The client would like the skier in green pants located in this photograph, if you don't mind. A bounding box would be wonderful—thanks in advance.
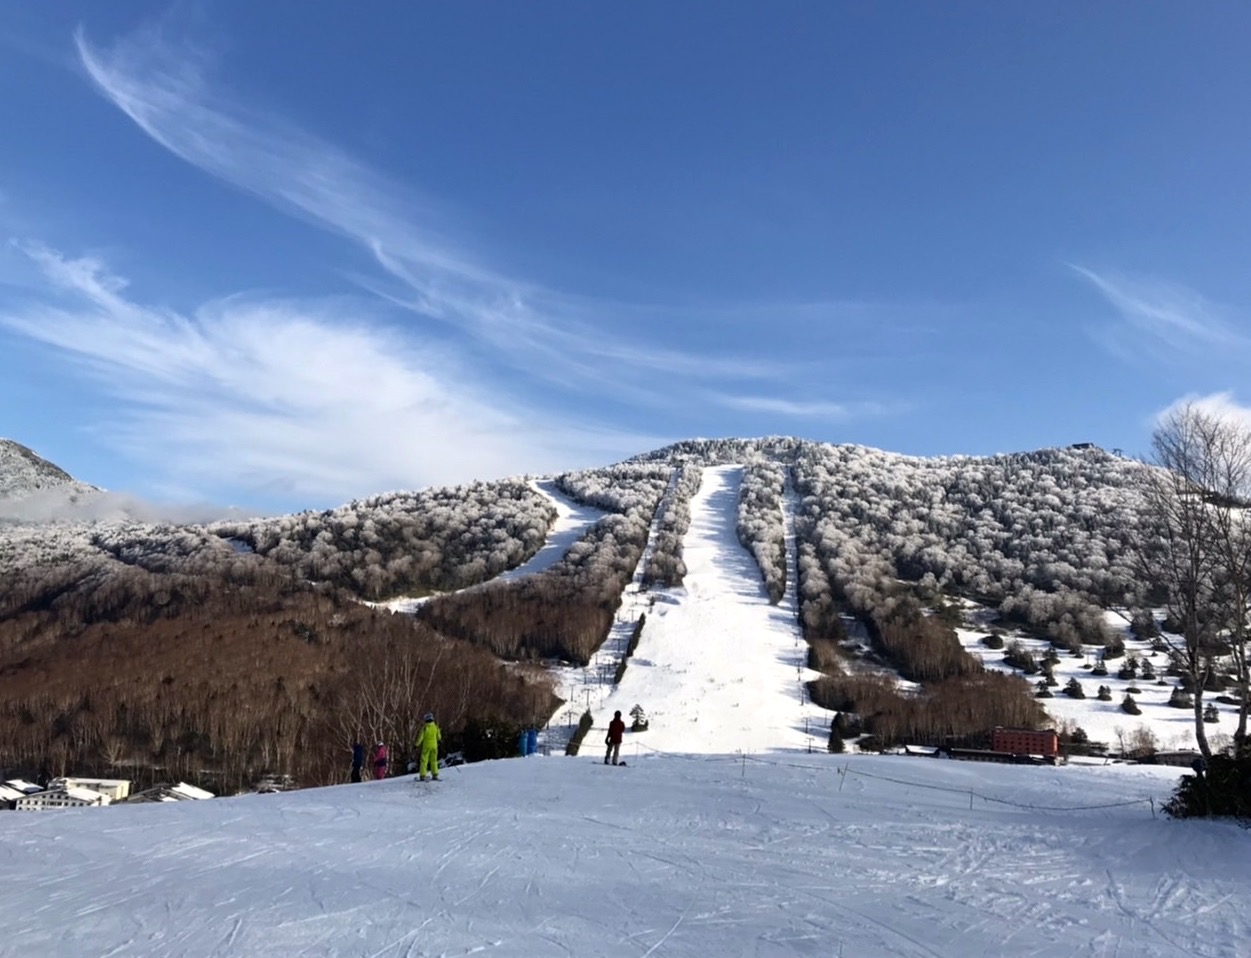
[416,713,441,781]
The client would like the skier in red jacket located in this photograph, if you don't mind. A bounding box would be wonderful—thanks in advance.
[604,711,626,766]
[371,741,388,780]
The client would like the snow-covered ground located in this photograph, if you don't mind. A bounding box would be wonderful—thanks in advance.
[599,465,832,755]
[957,607,1238,754]
[3,753,1245,957]
[377,480,607,614]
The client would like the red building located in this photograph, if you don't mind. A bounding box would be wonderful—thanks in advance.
[990,727,1059,758]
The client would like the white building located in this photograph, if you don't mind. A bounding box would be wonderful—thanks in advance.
[125,782,215,803]
[49,777,131,802]
[0,780,43,809]
[15,787,110,811]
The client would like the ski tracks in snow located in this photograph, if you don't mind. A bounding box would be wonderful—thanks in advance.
[602,464,832,756]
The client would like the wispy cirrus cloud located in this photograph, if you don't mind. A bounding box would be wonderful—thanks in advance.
[0,19,909,507]
[709,393,898,420]
[70,22,897,406]
[3,242,651,505]
[1073,265,1249,362]
[71,23,814,394]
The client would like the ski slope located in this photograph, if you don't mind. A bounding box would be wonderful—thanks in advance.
[602,465,832,755]
[2,753,1245,957]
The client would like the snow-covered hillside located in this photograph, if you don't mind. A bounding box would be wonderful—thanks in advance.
[1,753,1242,957]
[0,439,76,499]
[378,479,607,613]
[958,605,1237,755]
[0,438,101,519]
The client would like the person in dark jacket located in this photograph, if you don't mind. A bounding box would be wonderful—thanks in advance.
[605,711,626,765]
[350,741,365,783]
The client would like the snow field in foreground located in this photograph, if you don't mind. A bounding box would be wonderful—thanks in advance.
[1,754,1244,958]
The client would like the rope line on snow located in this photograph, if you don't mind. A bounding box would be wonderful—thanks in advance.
[626,750,1156,814]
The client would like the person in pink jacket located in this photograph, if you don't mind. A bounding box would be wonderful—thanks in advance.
[370,741,388,780]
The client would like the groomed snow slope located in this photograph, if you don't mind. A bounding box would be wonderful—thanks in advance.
[2,754,1245,957]
[603,465,832,754]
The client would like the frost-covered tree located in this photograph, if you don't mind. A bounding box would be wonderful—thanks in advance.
[643,465,702,588]
[736,460,788,604]
[214,479,557,601]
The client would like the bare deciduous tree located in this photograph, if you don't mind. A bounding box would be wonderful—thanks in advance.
[1138,403,1251,759]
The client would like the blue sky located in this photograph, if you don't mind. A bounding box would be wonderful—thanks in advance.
[2,3,1250,511]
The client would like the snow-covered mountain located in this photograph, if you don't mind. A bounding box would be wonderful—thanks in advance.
[0,437,114,522]
[0,438,95,501]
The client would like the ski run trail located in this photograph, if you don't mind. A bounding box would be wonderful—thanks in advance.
[595,464,832,756]
[4,465,1251,957]
[377,480,607,615]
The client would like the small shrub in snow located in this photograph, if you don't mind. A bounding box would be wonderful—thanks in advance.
[1003,640,1039,674]
[1064,678,1086,699]
[1204,704,1220,724]
[1169,687,1194,709]
[1130,609,1159,640]
[1204,672,1230,693]
[828,723,846,753]
[1165,753,1251,821]
[630,703,649,732]
[981,633,1005,650]
[1121,694,1141,715]
[1097,685,1112,702]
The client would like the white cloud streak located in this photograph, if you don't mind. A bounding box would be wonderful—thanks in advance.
[1073,265,1249,360]
[72,24,802,395]
[0,21,905,505]
[709,393,895,420]
[4,243,648,503]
